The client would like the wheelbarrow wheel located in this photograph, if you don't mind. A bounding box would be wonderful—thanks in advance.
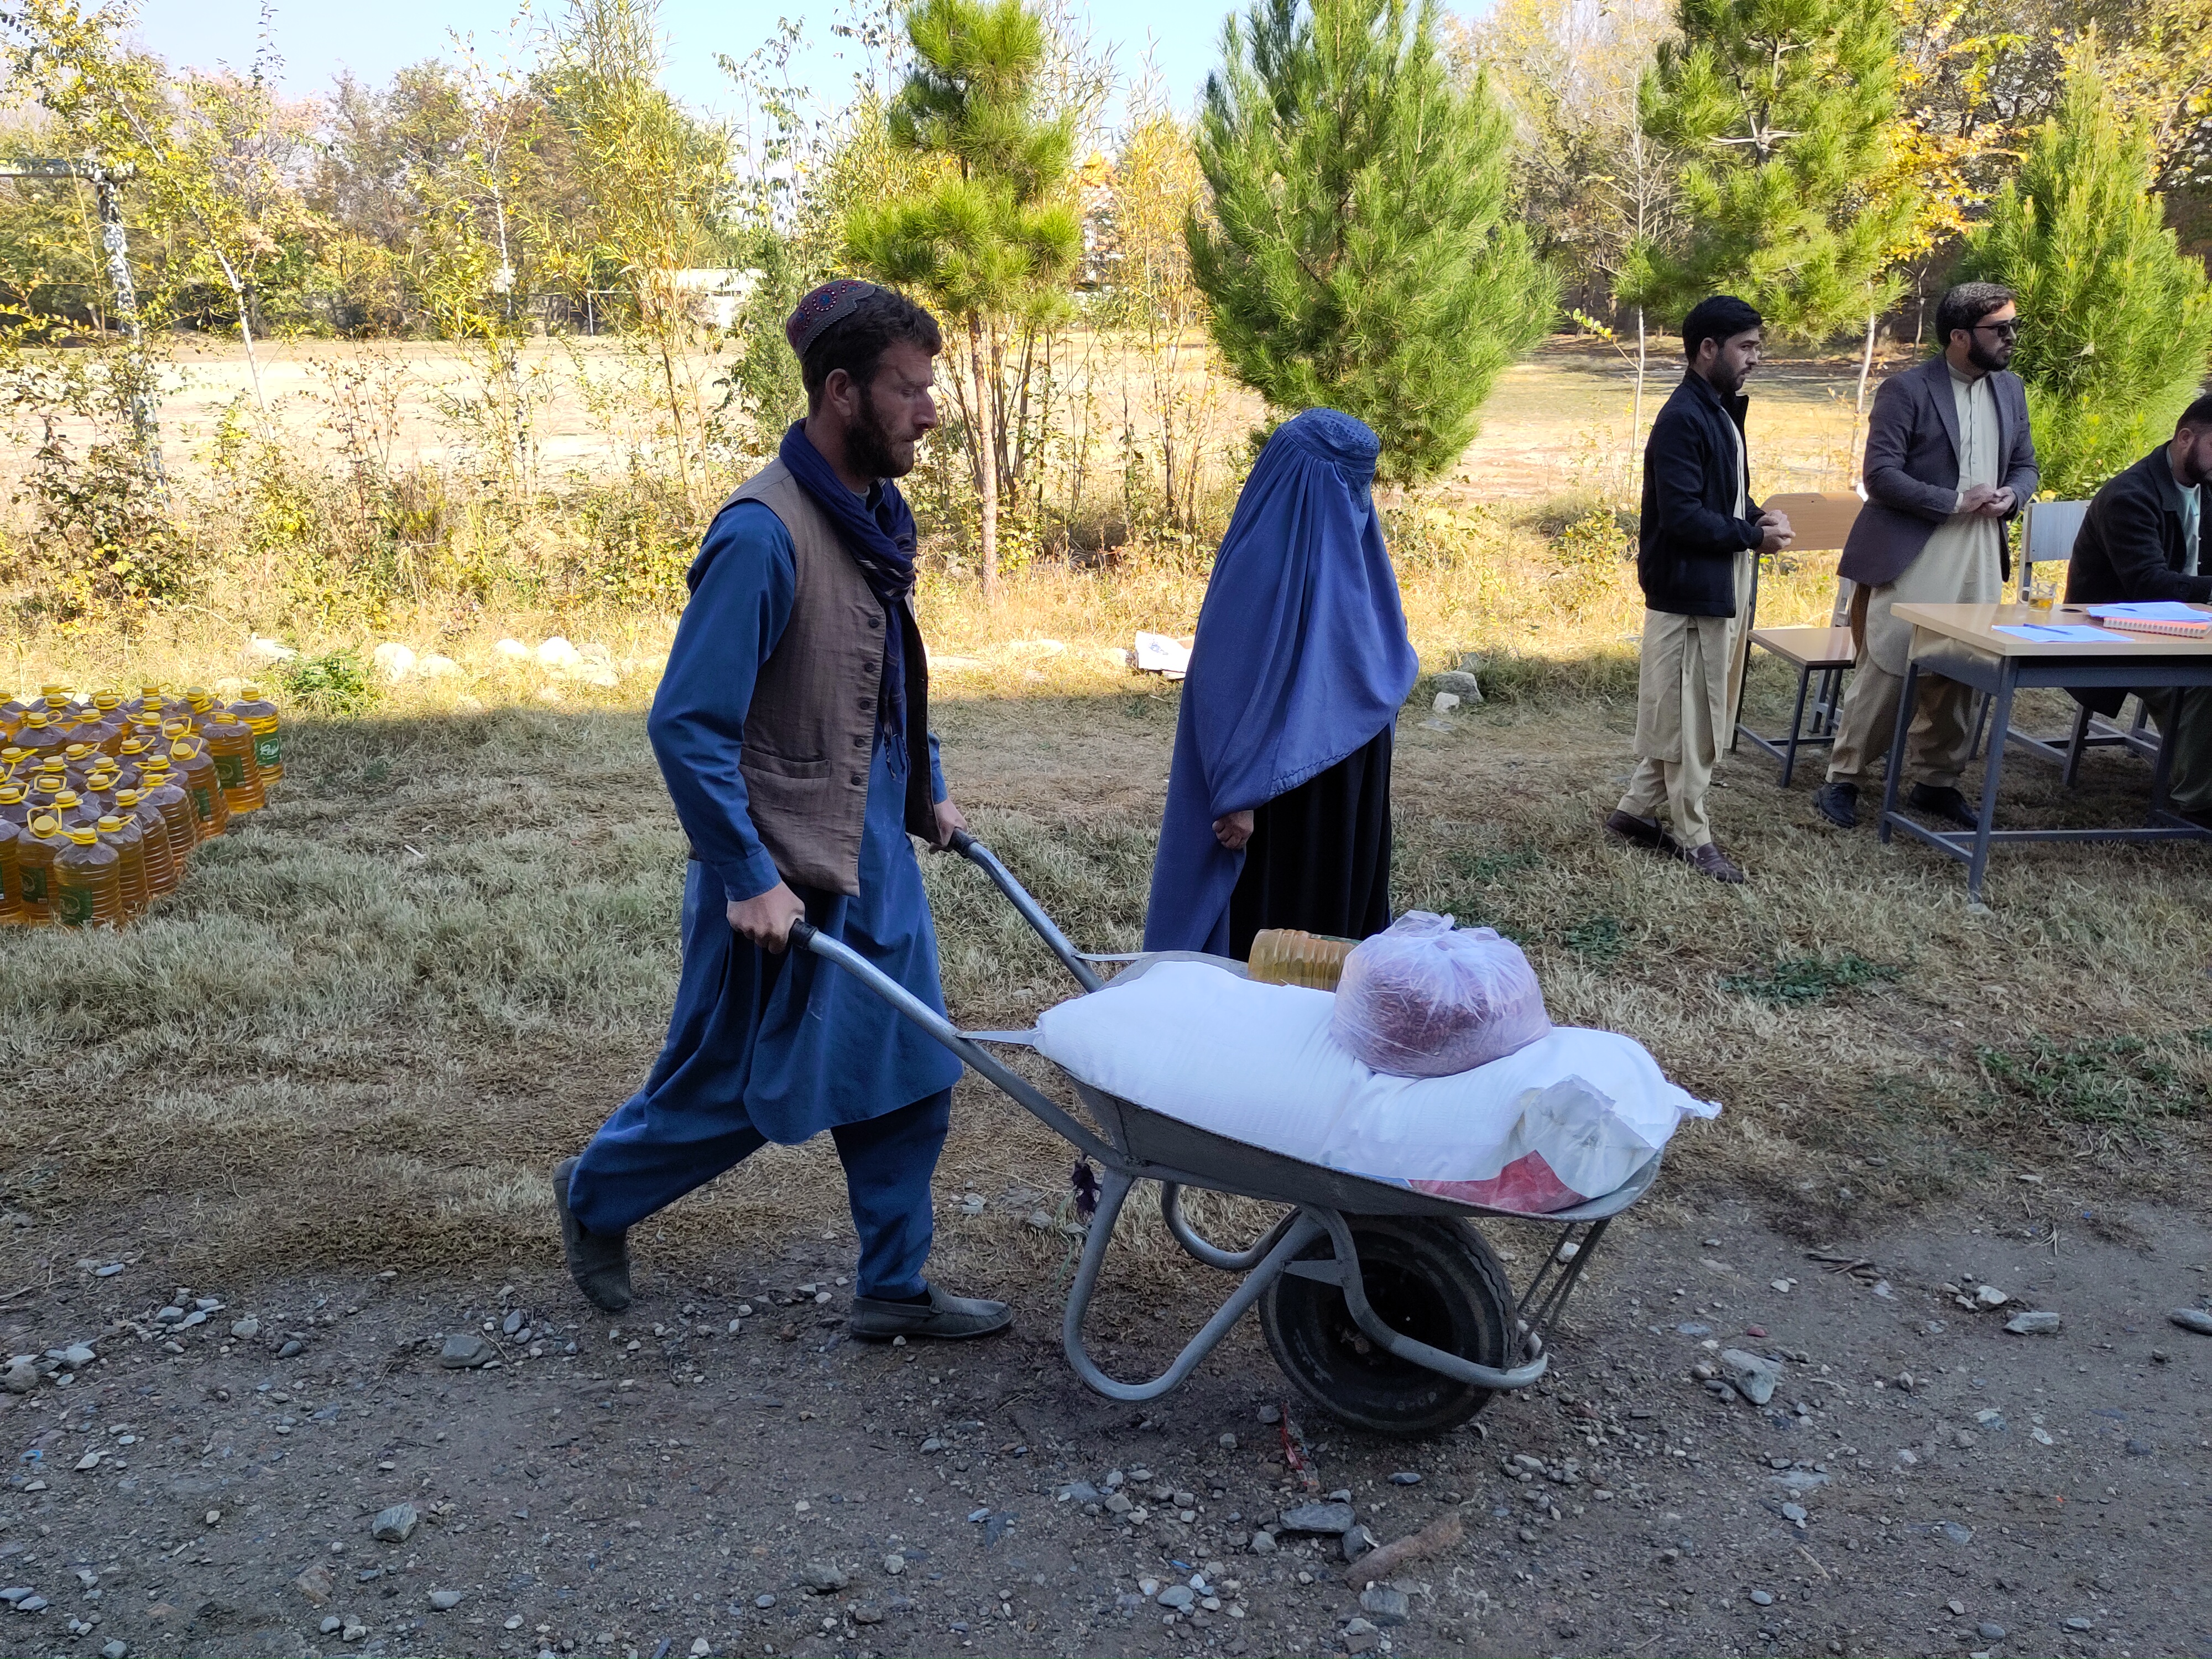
[1258,1215,1518,1439]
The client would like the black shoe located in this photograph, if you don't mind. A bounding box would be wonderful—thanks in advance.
[1907,782,1981,830]
[1682,841,1746,883]
[1811,781,1858,828]
[847,1282,1012,1342]
[553,1155,632,1313]
[1604,808,1682,857]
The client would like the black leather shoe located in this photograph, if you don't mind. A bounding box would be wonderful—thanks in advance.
[553,1156,632,1312]
[848,1282,1012,1342]
[1811,781,1858,828]
[1907,782,1981,830]
[1682,841,1746,883]
[1604,808,1682,857]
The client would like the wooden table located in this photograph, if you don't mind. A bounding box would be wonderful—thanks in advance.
[1882,602,2212,901]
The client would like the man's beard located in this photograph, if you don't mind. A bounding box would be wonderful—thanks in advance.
[847,393,912,481]
[1968,333,2012,373]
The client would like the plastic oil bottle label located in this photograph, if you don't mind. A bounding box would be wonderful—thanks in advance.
[213,752,245,787]
[254,735,281,767]
[19,865,46,901]
[55,884,92,925]
[191,784,214,820]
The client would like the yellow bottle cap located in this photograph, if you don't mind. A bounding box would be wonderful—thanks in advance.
[20,713,45,728]
[67,826,96,845]
[29,813,56,837]
[0,784,22,802]
[52,791,80,809]
[64,743,94,760]
[115,789,140,806]
[170,740,200,760]
[93,692,121,710]
[97,815,124,832]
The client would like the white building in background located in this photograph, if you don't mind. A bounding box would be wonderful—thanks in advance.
[668,268,762,331]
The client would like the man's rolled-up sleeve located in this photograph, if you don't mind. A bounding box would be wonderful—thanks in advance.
[646,503,797,902]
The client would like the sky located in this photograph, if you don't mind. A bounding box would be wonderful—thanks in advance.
[125,0,1256,133]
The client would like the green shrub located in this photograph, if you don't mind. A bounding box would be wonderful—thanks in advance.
[275,648,379,716]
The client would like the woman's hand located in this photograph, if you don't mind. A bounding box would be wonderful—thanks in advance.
[1213,809,1255,851]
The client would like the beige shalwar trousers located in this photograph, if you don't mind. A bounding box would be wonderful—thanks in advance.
[1618,554,1752,851]
[1826,585,1981,792]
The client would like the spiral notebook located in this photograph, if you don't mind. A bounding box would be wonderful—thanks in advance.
[2085,601,2212,638]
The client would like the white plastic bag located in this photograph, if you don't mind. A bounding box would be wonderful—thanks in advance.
[1034,960,1718,1213]
[1331,912,1550,1077]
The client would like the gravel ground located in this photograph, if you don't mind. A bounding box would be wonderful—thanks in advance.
[3,1193,2207,1659]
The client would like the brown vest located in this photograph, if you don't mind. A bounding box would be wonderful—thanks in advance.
[717,460,933,897]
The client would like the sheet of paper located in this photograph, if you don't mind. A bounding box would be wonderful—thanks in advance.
[1995,623,2136,643]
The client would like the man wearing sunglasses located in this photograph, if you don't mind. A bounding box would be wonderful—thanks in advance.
[1814,282,2039,830]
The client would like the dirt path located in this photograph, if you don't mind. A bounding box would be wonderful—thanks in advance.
[5,1192,2206,1659]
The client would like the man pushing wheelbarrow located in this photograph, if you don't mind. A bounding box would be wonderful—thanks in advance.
[552,279,1010,1344]
[554,280,1715,1436]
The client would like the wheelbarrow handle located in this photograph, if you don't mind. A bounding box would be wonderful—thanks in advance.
[944,832,1105,993]
[789,917,1119,1168]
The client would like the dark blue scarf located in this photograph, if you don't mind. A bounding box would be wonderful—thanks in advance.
[778,421,923,745]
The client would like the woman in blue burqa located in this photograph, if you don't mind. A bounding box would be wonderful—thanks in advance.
[1143,409,1420,957]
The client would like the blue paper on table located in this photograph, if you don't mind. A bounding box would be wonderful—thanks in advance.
[1995,623,2136,643]
[2086,601,2207,622]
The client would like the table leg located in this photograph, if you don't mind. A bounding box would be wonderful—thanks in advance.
[2148,702,2177,817]
[1878,660,1919,846]
[1966,661,2016,903]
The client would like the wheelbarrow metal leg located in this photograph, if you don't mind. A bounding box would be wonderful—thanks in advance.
[1061,1171,1326,1404]
[1160,1182,1297,1272]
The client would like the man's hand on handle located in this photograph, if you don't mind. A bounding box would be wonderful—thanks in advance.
[931,797,968,849]
[728,881,806,953]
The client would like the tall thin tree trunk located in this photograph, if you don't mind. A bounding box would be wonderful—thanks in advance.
[969,315,999,605]
[1633,304,1647,451]
[1855,308,1877,415]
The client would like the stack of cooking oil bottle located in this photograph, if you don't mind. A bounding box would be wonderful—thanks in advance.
[0,682,284,930]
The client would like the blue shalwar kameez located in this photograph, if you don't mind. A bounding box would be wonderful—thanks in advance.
[567,501,963,1300]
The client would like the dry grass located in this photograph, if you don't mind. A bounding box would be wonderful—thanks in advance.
[3,575,2209,1295]
[1,341,2201,1290]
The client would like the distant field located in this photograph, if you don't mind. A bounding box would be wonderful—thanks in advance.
[0,332,1888,504]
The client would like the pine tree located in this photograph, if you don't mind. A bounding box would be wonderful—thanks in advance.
[1186,0,1556,485]
[842,0,1081,603]
[1958,43,2212,499]
[1625,0,1916,343]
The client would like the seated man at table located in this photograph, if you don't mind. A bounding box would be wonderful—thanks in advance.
[2066,391,2212,823]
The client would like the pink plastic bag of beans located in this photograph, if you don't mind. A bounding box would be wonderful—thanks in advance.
[1330,912,1551,1077]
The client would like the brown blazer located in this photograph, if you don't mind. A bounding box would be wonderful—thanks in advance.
[1837,354,2039,588]
[721,461,935,896]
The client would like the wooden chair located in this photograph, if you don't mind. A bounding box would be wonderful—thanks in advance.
[1986,499,2158,781]
[1730,492,1862,785]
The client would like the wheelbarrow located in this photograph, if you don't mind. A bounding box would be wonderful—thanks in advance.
[792,832,1656,1439]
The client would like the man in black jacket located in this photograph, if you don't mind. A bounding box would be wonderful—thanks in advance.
[1607,295,1792,883]
[2065,391,2212,822]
